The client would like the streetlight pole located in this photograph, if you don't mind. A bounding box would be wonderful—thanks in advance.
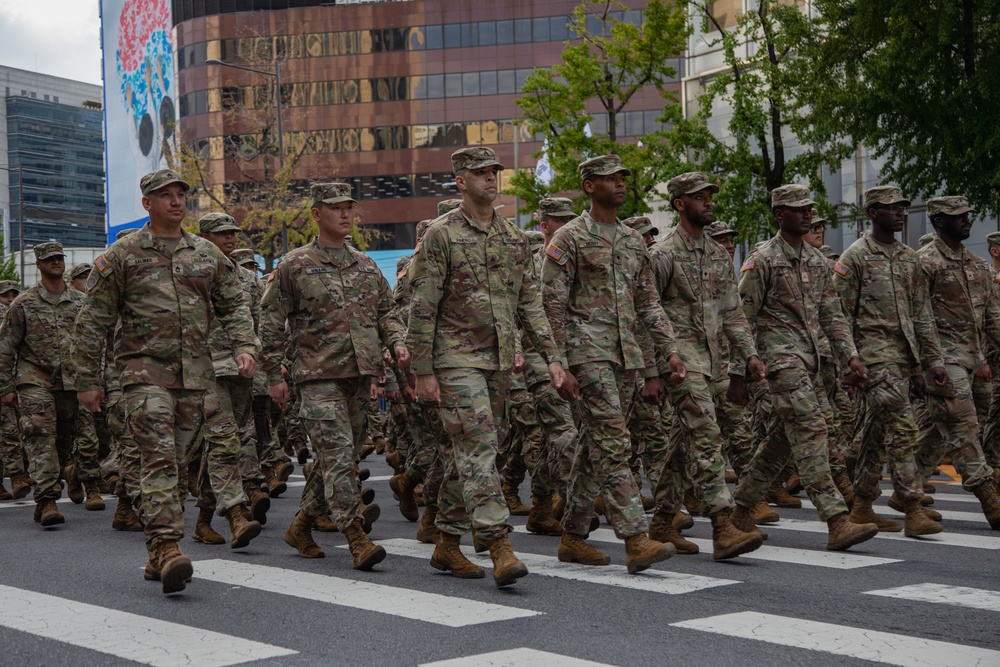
[207,58,288,256]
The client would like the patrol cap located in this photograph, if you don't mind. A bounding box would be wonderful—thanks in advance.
[666,171,719,200]
[0,280,20,295]
[864,186,910,209]
[396,255,410,272]
[116,228,138,241]
[538,197,576,219]
[525,230,545,247]
[230,248,257,266]
[919,232,936,247]
[311,182,357,206]
[819,244,839,259]
[33,241,65,261]
[770,184,815,209]
[706,221,738,238]
[70,263,93,280]
[438,199,463,216]
[579,154,630,181]
[451,147,504,173]
[140,169,190,196]
[624,216,657,237]
[987,232,1000,249]
[199,212,241,234]
[927,195,974,218]
[811,217,827,226]
[415,219,433,241]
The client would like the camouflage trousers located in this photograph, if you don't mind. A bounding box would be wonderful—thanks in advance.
[915,364,994,491]
[819,359,850,478]
[734,365,848,521]
[433,367,511,540]
[251,395,282,470]
[274,378,308,455]
[405,401,444,505]
[529,380,578,499]
[653,372,735,517]
[194,378,252,515]
[973,369,992,427]
[634,393,670,502]
[107,389,140,503]
[223,377,263,487]
[853,363,923,502]
[0,402,25,480]
[384,400,411,461]
[727,379,770,479]
[298,377,370,531]
[367,397,384,442]
[500,387,552,496]
[563,361,647,539]
[73,407,102,481]
[18,386,78,502]
[123,385,206,550]
[981,371,1000,471]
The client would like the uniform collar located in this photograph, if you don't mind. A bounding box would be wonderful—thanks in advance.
[930,234,966,261]
[136,222,195,253]
[311,238,359,267]
[37,284,76,306]
[862,232,901,256]
[459,205,504,234]
[674,223,706,252]
[581,210,622,241]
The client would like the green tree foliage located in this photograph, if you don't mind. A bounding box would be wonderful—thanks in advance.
[510,0,690,219]
[0,230,19,282]
[803,0,1000,214]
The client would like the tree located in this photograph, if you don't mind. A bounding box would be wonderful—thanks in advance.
[509,0,691,219]
[669,1,853,242]
[803,0,1000,215]
[0,229,18,282]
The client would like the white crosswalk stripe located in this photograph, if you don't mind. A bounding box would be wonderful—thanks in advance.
[799,498,989,524]
[420,647,619,666]
[671,611,1000,666]
[368,538,740,594]
[0,584,297,667]
[193,559,540,627]
[865,583,1000,612]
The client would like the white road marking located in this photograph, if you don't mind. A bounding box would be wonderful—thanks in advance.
[799,498,988,524]
[421,647,618,667]
[865,583,1000,612]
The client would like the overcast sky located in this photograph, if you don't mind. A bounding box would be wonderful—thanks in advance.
[0,0,103,85]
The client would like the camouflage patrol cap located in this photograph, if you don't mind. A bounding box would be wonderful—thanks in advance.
[0,280,19,295]
[538,197,576,218]
[415,219,433,241]
[666,171,719,200]
[811,217,827,226]
[624,216,657,237]
[706,221,738,238]
[819,244,839,259]
[311,182,357,206]
[140,169,190,196]
[438,199,463,216]
[927,195,974,218]
[70,263,93,280]
[579,154,630,181]
[116,228,138,241]
[396,255,410,272]
[987,232,1000,249]
[525,229,545,244]
[451,146,504,173]
[864,186,910,209]
[770,184,815,209]
[919,232,936,247]
[33,241,64,261]
[199,212,241,234]
[230,248,257,265]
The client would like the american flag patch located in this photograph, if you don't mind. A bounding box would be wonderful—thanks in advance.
[413,240,422,255]
[740,258,754,272]
[94,254,109,271]
[546,244,565,261]
[397,267,408,280]
[833,262,849,276]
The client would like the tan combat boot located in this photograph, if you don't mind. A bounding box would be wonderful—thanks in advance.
[765,480,802,508]
[295,443,310,465]
[227,505,261,549]
[593,495,608,518]
[833,471,856,510]
[784,468,803,496]
[84,480,105,511]
[649,510,699,555]
[526,495,564,536]
[683,489,703,515]
[315,514,339,532]
[358,467,371,482]
[641,495,655,511]
[731,503,768,540]
[503,483,531,516]
[389,472,419,522]
[283,512,325,558]
[112,496,143,531]
[143,548,161,582]
[192,507,225,544]
[710,507,764,561]
[488,534,528,587]
[64,464,84,504]
[343,519,386,571]
[923,481,936,494]
[158,541,194,595]
[10,472,32,500]
[262,465,287,498]
[625,533,676,574]
[903,499,944,537]
[416,504,440,544]
[37,498,64,527]
[360,502,381,534]
[888,492,940,520]
[673,511,694,530]
[557,533,612,565]
[972,481,1000,529]
[430,532,485,578]
[245,483,270,525]
[827,512,878,550]
[850,497,902,532]
[552,494,566,520]
[360,487,376,505]
[385,451,404,475]
[0,482,10,500]
[751,498,780,525]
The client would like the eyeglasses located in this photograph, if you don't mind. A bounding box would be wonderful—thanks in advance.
[875,204,909,214]
[808,224,826,232]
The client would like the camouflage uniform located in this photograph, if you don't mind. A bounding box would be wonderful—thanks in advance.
[542,156,679,539]
[834,187,945,504]
[734,185,856,521]
[261,184,406,532]
[408,150,561,541]
[0,282,27,488]
[72,176,259,551]
[981,232,1000,472]
[0,244,84,503]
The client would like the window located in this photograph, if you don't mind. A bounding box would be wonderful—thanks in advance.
[425,25,442,50]
[515,68,531,91]
[445,73,462,98]
[460,22,477,47]
[496,20,513,44]
[514,19,532,43]
[532,17,550,42]
[426,74,444,98]
[480,71,498,96]
[444,23,461,48]
[550,16,569,41]
[462,72,480,96]
[478,21,496,46]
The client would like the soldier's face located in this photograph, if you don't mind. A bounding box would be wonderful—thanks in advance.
[456,167,499,205]
[775,205,813,237]
[715,234,737,259]
[679,189,714,226]
[936,212,972,242]
[0,291,15,306]
[37,256,65,281]
[868,204,906,234]
[585,173,626,208]
[205,230,237,256]
[71,277,88,293]
[804,223,825,248]
[540,215,570,241]
[142,184,187,225]
[313,202,354,239]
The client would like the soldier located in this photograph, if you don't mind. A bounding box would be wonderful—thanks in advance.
[915,196,1000,529]
[646,172,765,560]
[0,280,32,501]
[408,147,566,587]
[731,184,879,551]
[981,232,1000,475]
[0,242,87,525]
[833,186,945,537]
[263,181,406,571]
[72,169,259,596]
[542,154,681,573]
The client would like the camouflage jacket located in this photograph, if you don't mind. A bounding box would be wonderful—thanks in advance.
[739,234,857,374]
[649,225,755,379]
[542,211,678,371]
[72,223,259,392]
[210,260,262,378]
[918,235,1000,371]
[406,207,561,375]
[261,238,405,385]
[393,255,413,314]
[834,233,944,370]
[0,285,84,394]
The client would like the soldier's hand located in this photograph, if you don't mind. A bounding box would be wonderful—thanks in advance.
[414,374,441,403]
[237,353,256,378]
[76,390,102,412]
[975,364,992,382]
[269,381,289,411]
[385,389,400,402]
[553,365,580,401]
[932,365,949,387]
[2,391,20,409]
[667,354,687,384]
[401,385,416,404]
[642,377,664,406]
[747,356,767,383]
[910,373,927,400]
[394,346,411,370]
[514,353,526,374]
[847,357,868,388]
[281,364,290,379]
[726,375,749,407]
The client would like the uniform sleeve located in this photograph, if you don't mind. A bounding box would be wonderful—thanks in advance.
[634,246,679,363]
[719,257,757,366]
[516,241,565,368]
[541,229,576,364]
[982,274,1000,355]
[817,267,859,367]
[832,250,860,329]
[0,301,25,395]
[739,254,766,328]
[260,264,292,386]
[212,258,260,362]
[72,252,124,392]
[405,225,448,376]
[375,271,406,353]
[910,262,945,370]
